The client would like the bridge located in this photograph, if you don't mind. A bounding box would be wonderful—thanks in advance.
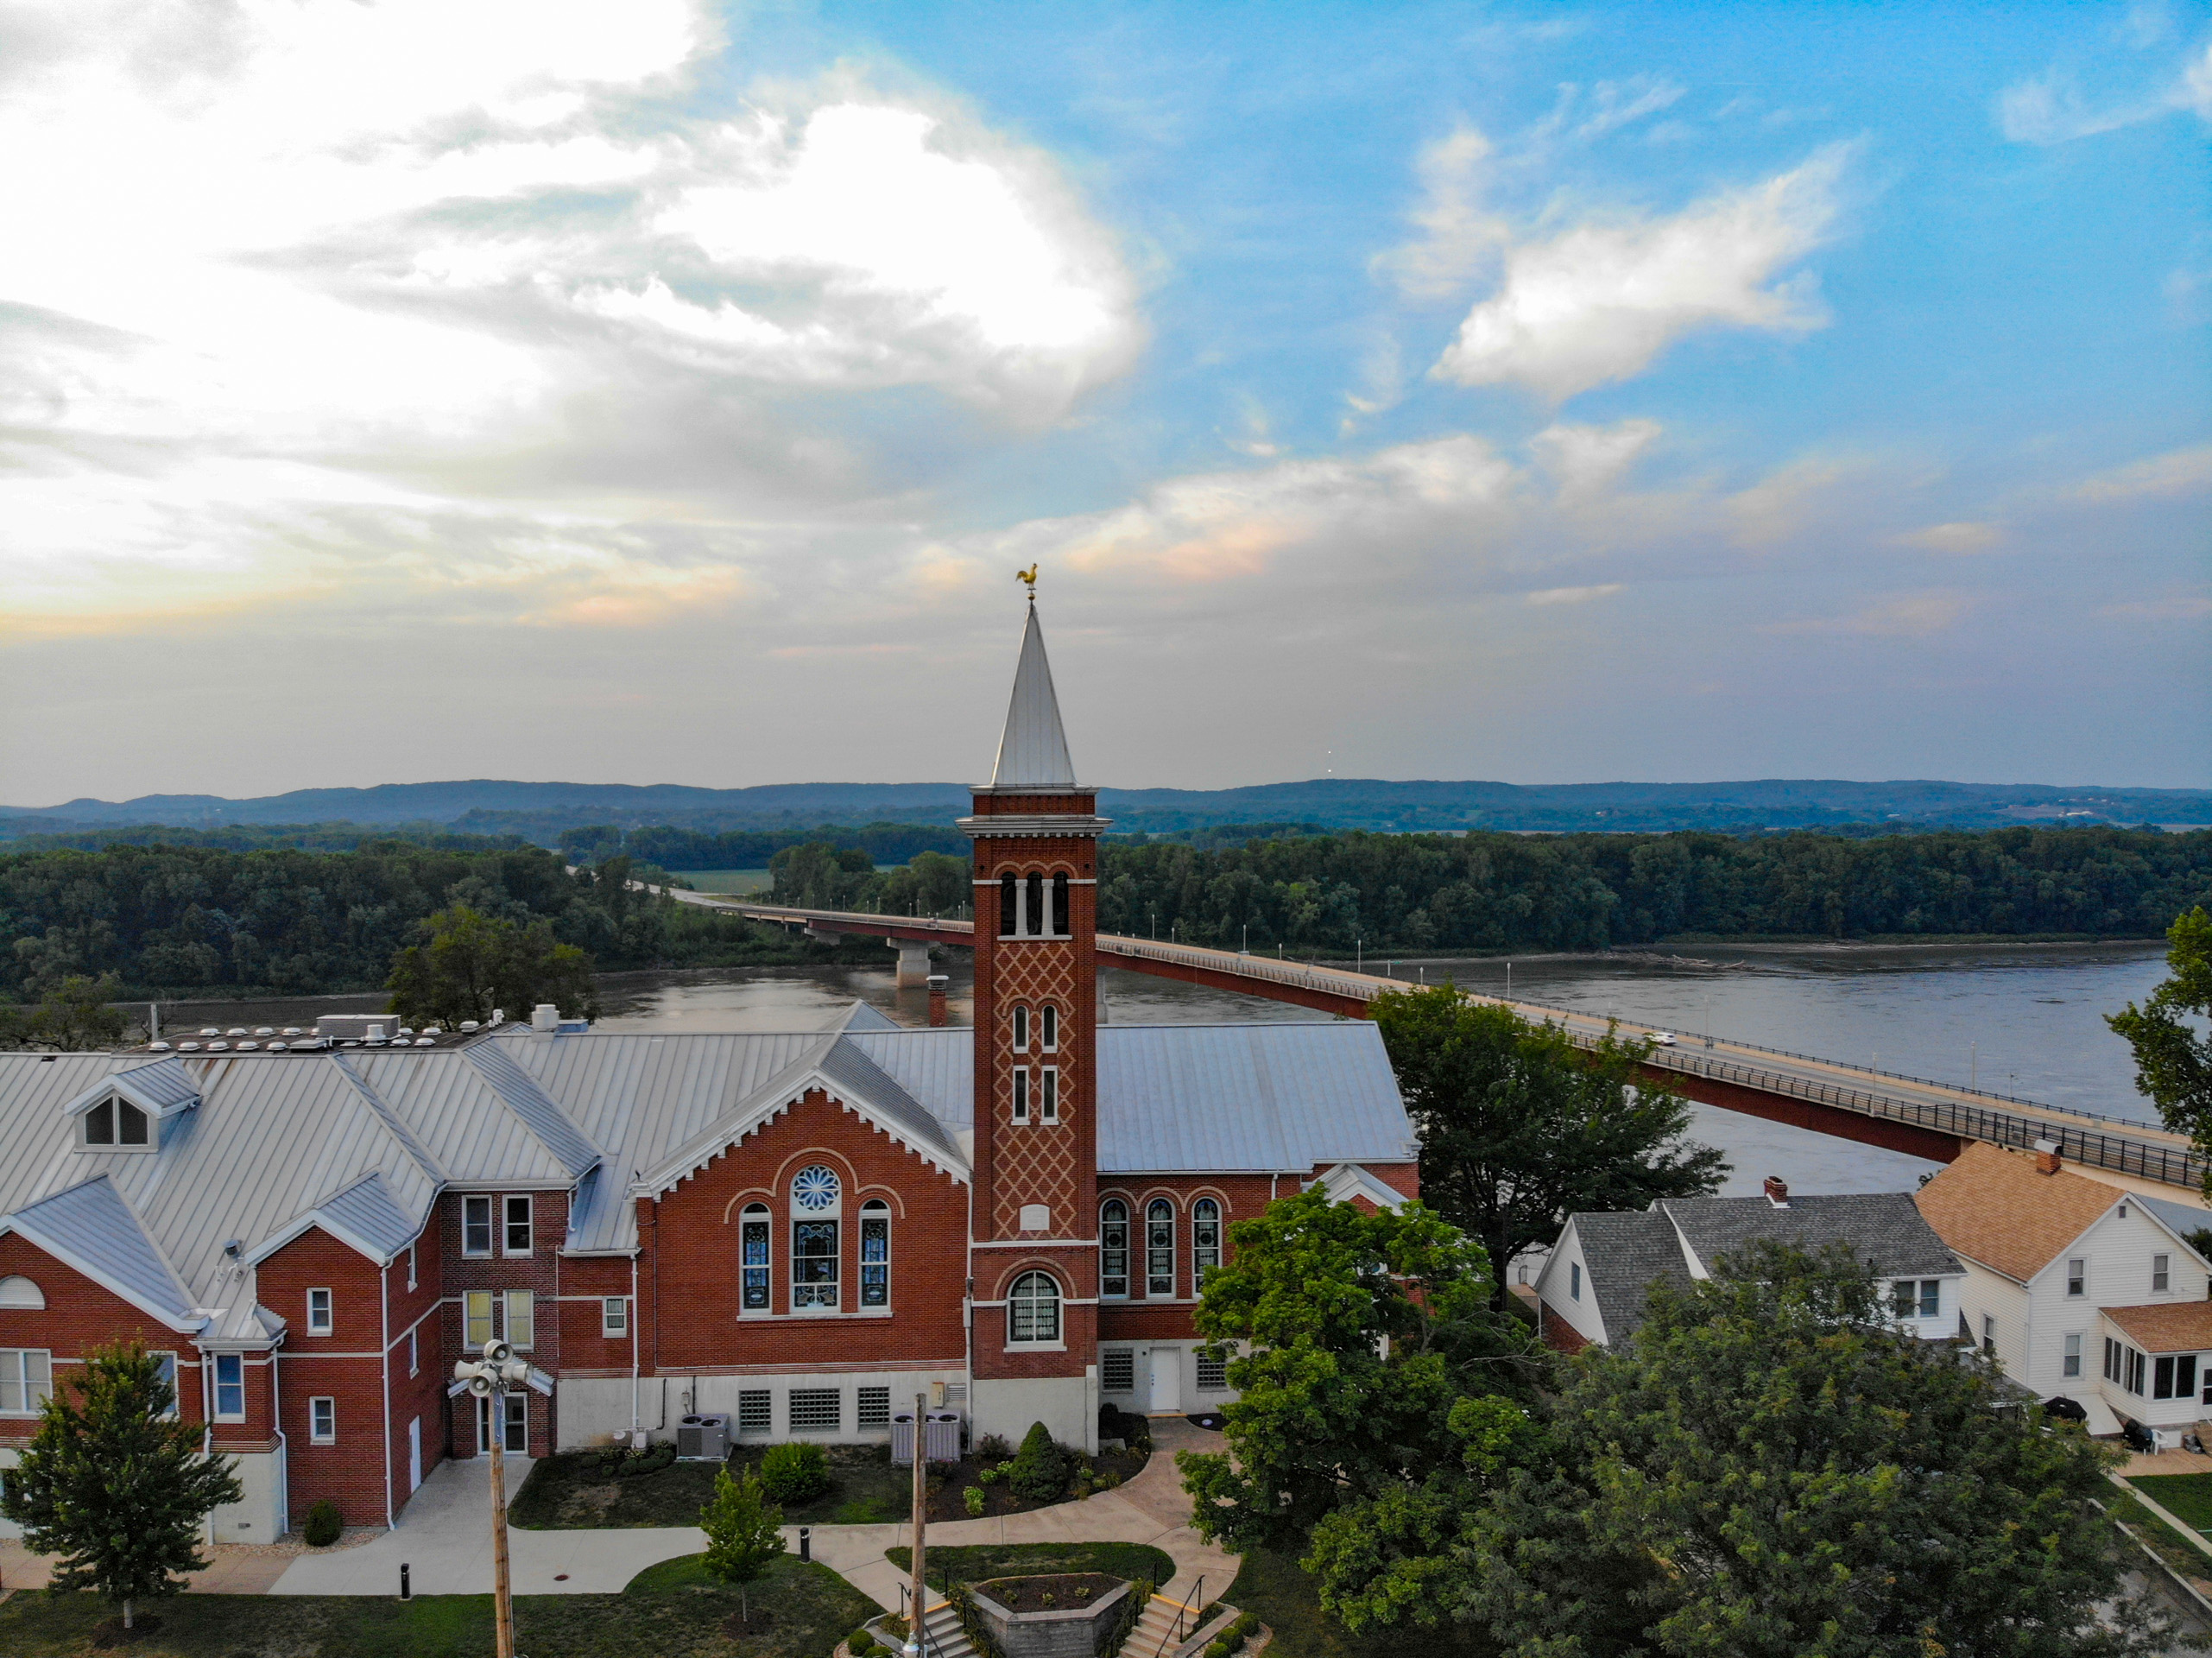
[677,894,2205,1196]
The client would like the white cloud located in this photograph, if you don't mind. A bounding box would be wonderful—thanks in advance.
[1998,40,2212,143]
[1430,143,1852,401]
[1766,592,1974,638]
[0,0,1143,629]
[1526,584,1623,605]
[1369,125,1509,301]
[1894,521,2005,554]
[2068,442,2212,503]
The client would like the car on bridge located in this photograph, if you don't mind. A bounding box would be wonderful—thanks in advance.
[1647,1029,1677,1046]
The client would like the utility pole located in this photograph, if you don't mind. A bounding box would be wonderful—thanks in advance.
[454,1340,533,1658]
[905,1391,928,1658]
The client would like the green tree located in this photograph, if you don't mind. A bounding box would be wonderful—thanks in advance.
[1175,1188,1539,1554]
[1450,1244,2165,1656]
[1008,1421,1067,1503]
[699,1465,786,1623]
[2109,906,2212,1188]
[383,904,598,1027]
[0,1338,243,1630]
[1371,985,1726,1307]
[0,972,130,1051]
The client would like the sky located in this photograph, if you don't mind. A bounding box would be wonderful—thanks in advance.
[1,0,2207,806]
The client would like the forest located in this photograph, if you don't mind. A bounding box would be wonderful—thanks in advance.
[763,825,2212,955]
[0,844,855,1002]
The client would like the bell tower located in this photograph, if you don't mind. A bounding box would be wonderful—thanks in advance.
[961,592,1110,1453]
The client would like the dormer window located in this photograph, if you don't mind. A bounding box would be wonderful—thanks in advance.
[83,1096,150,1149]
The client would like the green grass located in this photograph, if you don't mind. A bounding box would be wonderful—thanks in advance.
[2127,1473,2212,1534]
[512,1443,913,1529]
[672,870,775,895]
[883,1542,1177,1590]
[1223,1548,1496,1658]
[0,1552,875,1657]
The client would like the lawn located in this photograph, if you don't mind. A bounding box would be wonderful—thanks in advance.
[1223,1548,1497,1658]
[883,1542,1177,1592]
[2127,1472,2212,1534]
[0,1552,876,1658]
[673,870,774,895]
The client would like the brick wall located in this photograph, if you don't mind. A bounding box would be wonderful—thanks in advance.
[0,1234,210,1442]
[437,1187,569,1458]
[260,1225,391,1528]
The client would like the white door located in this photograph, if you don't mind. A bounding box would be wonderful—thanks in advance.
[1149,1347,1182,1414]
[408,1417,422,1491]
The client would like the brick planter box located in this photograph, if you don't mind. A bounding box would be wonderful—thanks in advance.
[971,1577,1134,1658]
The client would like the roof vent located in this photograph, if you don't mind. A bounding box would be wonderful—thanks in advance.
[459,1021,480,1031]
[397,1027,415,1037]
[148,1041,173,1052]
[268,1041,288,1051]
[199,1028,219,1037]
[253,1027,274,1038]
[1762,1175,1790,1209]
[532,1003,559,1033]
[207,1041,231,1052]
[226,1028,247,1038]
[178,1041,202,1052]
[281,1028,303,1037]
[414,1037,434,1047]
[237,1041,260,1051]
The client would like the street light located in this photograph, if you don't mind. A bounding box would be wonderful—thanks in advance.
[453,1339,534,1658]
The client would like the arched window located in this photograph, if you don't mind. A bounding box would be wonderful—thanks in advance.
[1147,1199,1176,1297]
[740,1204,771,1311]
[860,1199,891,1307]
[1100,1201,1129,1299]
[0,1275,44,1310]
[1193,1198,1222,1281]
[1052,871,1070,935]
[83,1096,149,1149]
[1025,871,1046,937]
[791,1166,841,1310]
[1008,1271,1061,1345]
[1011,1004,1030,1050]
[1040,1003,1058,1051]
[999,871,1017,936]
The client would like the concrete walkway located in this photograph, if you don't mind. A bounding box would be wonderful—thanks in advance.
[269,1418,1236,1611]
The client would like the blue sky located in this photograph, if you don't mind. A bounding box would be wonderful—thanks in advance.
[1,0,2205,802]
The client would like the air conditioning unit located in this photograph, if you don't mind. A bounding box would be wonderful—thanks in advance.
[890,1410,920,1466]
[925,1410,964,1465]
[676,1413,729,1461]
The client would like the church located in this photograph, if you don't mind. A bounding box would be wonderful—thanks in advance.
[0,603,1417,1541]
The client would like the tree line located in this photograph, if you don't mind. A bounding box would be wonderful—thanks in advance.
[0,843,854,1003]
[560,820,969,870]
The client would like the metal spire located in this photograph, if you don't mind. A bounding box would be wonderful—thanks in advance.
[989,593,1078,788]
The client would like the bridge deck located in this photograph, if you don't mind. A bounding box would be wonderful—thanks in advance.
[699,896,2205,1195]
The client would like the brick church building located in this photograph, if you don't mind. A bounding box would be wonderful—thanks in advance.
[0,603,1417,1541]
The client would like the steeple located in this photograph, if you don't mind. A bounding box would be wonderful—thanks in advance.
[989,603,1078,789]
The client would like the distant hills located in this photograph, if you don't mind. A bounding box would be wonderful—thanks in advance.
[5,776,2209,844]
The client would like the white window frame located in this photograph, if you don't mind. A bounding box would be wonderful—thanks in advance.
[80,1094,153,1151]
[740,1204,772,1313]
[860,1199,891,1308]
[1100,1199,1129,1299]
[465,1289,496,1350]
[1571,1261,1582,1301]
[309,1395,337,1444]
[1012,1066,1030,1124]
[1147,1199,1176,1298]
[2153,1253,2171,1294]
[1101,1350,1135,1393]
[1040,1065,1059,1124]
[1007,1270,1063,1346]
[503,1194,534,1256]
[1192,1198,1222,1281]
[462,1195,493,1257]
[1040,1003,1058,1051]
[2066,1257,2085,1297]
[1011,1004,1029,1050]
[2063,1332,2082,1378]
[306,1288,333,1335]
[0,1348,54,1415]
[602,1296,629,1337]
[150,1351,180,1418]
[408,1328,419,1377]
[406,1244,417,1292]
[213,1352,246,1422]
[503,1289,534,1351]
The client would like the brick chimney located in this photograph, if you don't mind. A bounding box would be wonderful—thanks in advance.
[926,974,949,1028]
[1763,1174,1790,1208]
[2035,1138,2063,1175]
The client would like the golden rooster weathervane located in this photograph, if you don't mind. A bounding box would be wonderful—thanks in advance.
[1015,562,1039,602]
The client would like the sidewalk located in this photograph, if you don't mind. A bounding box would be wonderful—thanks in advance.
[266,1418,1234,1606]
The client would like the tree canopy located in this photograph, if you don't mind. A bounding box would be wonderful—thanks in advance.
[0,971,130,1050]
[0,1339,243,1630]
[1371,985,1725,1306]
[1309,1244,2166,1657]
[2108,906,2212,1188]
[1175,1188,1539,1555]
[384,904,599,1027]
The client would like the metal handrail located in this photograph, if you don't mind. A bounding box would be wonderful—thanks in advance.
[1151,1575,1203,1658]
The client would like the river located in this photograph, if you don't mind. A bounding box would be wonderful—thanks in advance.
[151,940,2175,1204]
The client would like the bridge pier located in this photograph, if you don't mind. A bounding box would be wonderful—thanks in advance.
[889,939,933,987]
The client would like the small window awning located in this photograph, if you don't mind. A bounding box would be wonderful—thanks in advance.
[2103,1302,2212,1354]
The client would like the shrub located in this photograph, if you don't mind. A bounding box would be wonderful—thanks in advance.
[302,1498,343,1547]
[848,1633,880,1658]
[964,1486,986,1516]
[759,1440,831,1503]
[976,1433,1012,1462]
[976,1464,1003,1485]
[618,1442,677,1478]
[1007,1421,1067,1503]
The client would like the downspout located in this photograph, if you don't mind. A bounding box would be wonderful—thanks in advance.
[270,1346,289,1541]
[964,1176,976,1408]
[629,1250,641,1439]
[380,1262,395,1529]
[199,1339,216,1545]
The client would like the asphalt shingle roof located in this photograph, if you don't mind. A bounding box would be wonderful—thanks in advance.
[1573,1210,1696,1341]
[1659,1193,1962,1280]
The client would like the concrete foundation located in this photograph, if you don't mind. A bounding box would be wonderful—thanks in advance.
[971,1371,1097,1457]
[890,939,934,986]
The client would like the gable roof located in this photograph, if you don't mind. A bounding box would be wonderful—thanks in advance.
[990,604,1078,788]
[1571,1210,1695,1342]
[1914,1142,2128,1282]
[60,1056,201,1120]
[245,1173,419,1269]
[1659,1193,1962,1280]
[0,1176,204,1331]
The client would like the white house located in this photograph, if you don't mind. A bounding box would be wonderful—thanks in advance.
[1917,1140,2212,1439]
[1535,1176,1966,1353]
